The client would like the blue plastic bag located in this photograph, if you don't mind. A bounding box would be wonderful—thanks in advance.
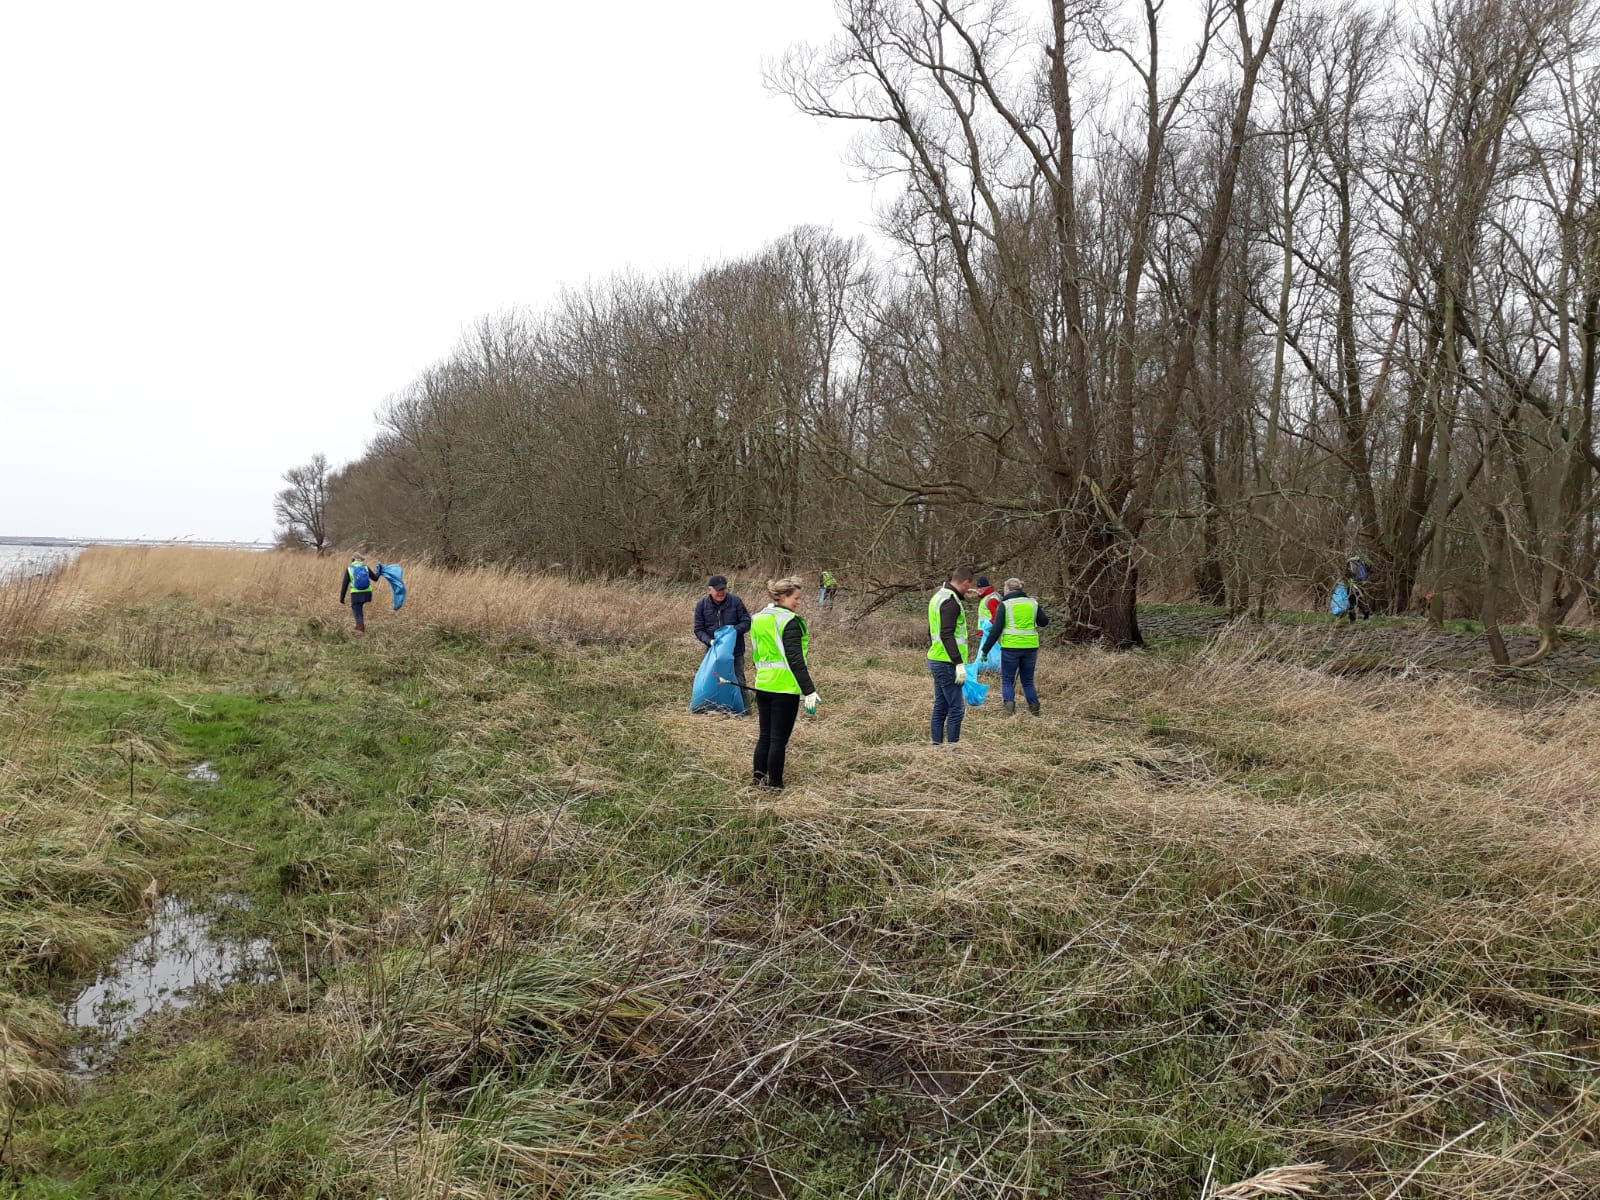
[690,626,746,714]
[1330,581,1350,616]
[378,563,406,611]
[963,674,989,706]
[975,618,1002,675]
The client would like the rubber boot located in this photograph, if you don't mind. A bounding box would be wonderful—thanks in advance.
[1027,701,1041,717]
[355,619,365,635]
[1002,700,1016,716]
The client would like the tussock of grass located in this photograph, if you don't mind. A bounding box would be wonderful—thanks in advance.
[1,995,70,1107]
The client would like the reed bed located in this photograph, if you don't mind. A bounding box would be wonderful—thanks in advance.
[40,545,689,644]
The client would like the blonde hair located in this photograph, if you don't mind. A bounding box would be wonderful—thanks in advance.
[1004,577,1024,592]
[766,577,803,601]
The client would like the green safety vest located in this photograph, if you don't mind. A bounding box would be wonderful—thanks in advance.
[821,571,837,588]
[347,564,373,595]
[999,596,1040,648]
[751,605,808,694]
[927,586,966,662]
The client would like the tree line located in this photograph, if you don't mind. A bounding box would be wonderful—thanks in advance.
[277,0,1600,660]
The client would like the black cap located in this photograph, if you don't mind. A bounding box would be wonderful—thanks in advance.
[707,575,728,589]
[976,576,991,588]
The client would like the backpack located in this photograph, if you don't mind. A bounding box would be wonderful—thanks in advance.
[351,563,371,590]
[1346,557,1370,582]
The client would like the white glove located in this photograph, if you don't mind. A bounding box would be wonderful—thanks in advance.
[803,692,821,714]
[954,663,967,685]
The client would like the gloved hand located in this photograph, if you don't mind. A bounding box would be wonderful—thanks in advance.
[803,692,821,715]
[954,663,967,685]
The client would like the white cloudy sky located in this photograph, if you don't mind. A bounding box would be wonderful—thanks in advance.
[0,1,878,541]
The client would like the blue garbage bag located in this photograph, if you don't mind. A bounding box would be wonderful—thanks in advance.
[963,674,989,706]
[975,618,1002,675]
[377,563,406,611]
[690,625,746,714]
[1330,581,1350,616]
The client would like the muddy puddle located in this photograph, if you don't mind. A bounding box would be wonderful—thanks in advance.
[64,894,276,1073]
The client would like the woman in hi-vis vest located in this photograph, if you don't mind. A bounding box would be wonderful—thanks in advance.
[748,578,820,789]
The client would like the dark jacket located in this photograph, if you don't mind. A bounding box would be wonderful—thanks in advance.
[694,592,752,653]
[981,589,1049,656]
[780,613,816,695]
[936,589,965,665]
[339,562,379,605]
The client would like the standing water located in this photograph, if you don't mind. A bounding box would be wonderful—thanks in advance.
[0,539,81,581]
[0,536,276,583]
[64,894,277,1073]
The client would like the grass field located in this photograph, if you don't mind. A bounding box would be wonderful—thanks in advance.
[1,547,1597,1198]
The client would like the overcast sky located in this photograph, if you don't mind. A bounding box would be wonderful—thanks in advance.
[0,1,878,542]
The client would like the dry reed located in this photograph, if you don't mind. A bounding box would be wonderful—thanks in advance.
[40,545,686,645]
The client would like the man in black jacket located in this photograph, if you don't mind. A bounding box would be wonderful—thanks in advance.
[694,575,753,692]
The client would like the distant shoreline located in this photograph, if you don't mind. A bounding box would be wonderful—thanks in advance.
[0,536,273,550]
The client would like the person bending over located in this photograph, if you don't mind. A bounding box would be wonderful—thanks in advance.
[694,574,753,692]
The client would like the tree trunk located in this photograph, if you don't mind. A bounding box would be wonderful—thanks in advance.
[1056,517,1143,647]
[1480,505,1510,667]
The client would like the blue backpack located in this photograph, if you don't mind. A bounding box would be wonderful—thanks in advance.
[351,563,371,590]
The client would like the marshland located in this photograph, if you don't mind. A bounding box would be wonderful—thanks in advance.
[1,545,1596,1199]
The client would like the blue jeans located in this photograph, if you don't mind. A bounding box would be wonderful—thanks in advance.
[351,596,368,627]
[928,660,965,744]
[1000,647,1038,704]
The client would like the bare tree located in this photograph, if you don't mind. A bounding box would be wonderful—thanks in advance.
[315,1,1600,664]
[772,0,1286,646]
[273,453,332,554]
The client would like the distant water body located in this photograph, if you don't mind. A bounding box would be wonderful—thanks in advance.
[0,537,271,582]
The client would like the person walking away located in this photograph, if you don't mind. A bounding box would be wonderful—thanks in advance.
[928,567,975,747]
[695,575,753,692]
[818,569,839,609]
[340,554,376,634]
[980,577,1049,716]
[749,578,820,789]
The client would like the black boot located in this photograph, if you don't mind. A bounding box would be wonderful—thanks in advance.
[1002,700,1016,716]
[1027,701,1041,717]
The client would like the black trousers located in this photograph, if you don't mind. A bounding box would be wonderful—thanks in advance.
[753,691,802,789]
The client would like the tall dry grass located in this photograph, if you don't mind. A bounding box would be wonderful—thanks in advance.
[38,546,690,644]
[19,545,925,656]
[0,571,61,661]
